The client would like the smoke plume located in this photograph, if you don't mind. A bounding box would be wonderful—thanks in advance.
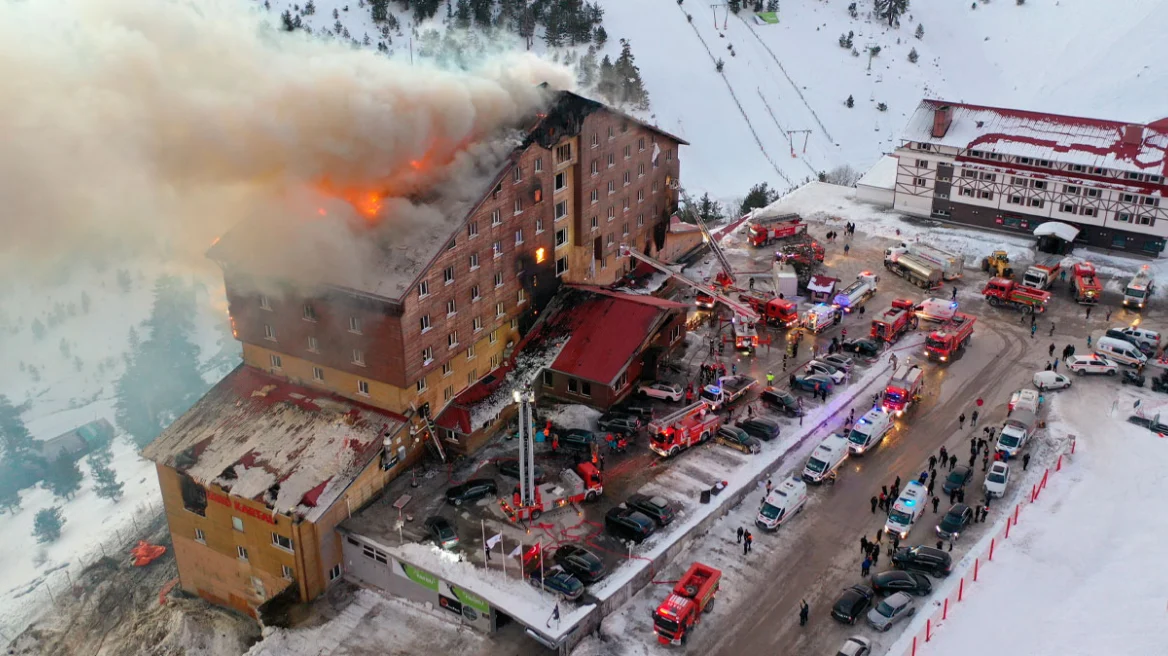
[0,0,574,281]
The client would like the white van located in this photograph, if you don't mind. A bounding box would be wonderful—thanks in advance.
[756,477,808,530]
[802,434,849,484]
[1095,336,1148,367]
[884,481,928,539]
[996,410,1036,458]
[847,408,894,454]
[915,297,958,322]
[1032,371,1071,391]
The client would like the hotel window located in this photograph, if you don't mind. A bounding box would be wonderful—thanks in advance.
[496,302,505,318]
[232,517,244,532]
[624,145,631,159]
[517,289,526,305]
[1011,176,1026,186]
[1028,199,1044,208]
[590,160,599,176]
[543,370,554,386]
[913,178,925,187]
[621,122,628,133]
[556,143,572,163]
[473,316,483,332]
[349,316,362,333]
[269,354,282,369]
[1032,180,1046,190]
[638,137,646,151]
[536,219,545,234]
[1019,157,1032,165]
[358,380,369,395]
[467,344,476,359]
[623,172,630,186]
[272,533,294,553]
[623,222,629,236]
[555,172,566,191]
[607,153,615,167]
[580,382,592,397]
[590,189,598,204]
[442,362,453,377]
[263,324,275,341]
[491,210,501,226]
[1063,185,1080,194]
[534,157,543,173]
[489,329,498,344]
[978,191,993,200]
[352,349,366,366]
[568,378,578,393]
[555,201,568,220]
[608,206,616,220]
[916,159,929,168]
[962,170,978,179]
[556,256,569,277]
[1081,207,1096,217]
[555,229,568,248]
[591,133,599,147]
[624,197,631,211]
[515,229,524,245]
[980,173,996,182]
[513,198,523,214]
[259,295,271,310]
[469,253,479,270]
[303,304,317,321]
[1008,195,1022,205]
[444,386,454,402]
[312,366,324,381]
[446,299,457,316]
[607,126,614,139]
[1143,197,1160,207]
[418,280,430,298]
[490,353,501,369]
[493,241,503,258]
[195,528,206,544]
[1138,216,1154,226]
[638,163,645,177]
[1061,203,1076,213]
[443,266,454,285]
[467,221,478,237]
[420,315,431,332]
[237,546,249,561]
[1126,172,1142,181]
[591,216,599,231]
[416,376,427,392]
[666,148,673,162]
[607,180,615,195]
[494,272,504,288]
[1086,189,1101,198]
[512,166,522,183]
[282,565,294,581]
[471,285,481,301]
[638,214,645,227]
[422,346,434,365]
[960,188,974,197]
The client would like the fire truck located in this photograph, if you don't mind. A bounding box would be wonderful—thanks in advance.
[776,235,826,265]
[738,291,799,328]
[652,562,722,646]
[747,213,807,247]
[983,277,1051,313]
[870,299,919,343]
[501,462,604,522]
[883,364,924,417]
[832,272,878,313]
[1070,262,1102,305]
[648,402,722,458]
[925,313,975,362]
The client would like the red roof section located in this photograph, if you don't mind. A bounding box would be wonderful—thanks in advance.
[548,288,686,384]
[435,365,513,435]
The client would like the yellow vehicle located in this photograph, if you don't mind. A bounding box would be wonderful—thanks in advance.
[981,250,1014,279]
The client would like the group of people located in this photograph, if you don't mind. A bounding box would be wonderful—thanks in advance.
[698,361,728,386]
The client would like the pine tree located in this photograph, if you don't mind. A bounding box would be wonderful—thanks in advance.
[91,458,125,502]
[0,395,36,463]
[0,475,20,514]
[304,0,316,15]
[728,0,741,13]
[614,40,650,110]
[46,453,83,500]
[874,0,909,27]
[846,94,855,108]
[908,47,919,63]
[593,25,607,47]
[597,55,618,102]
[915,23,924,39]
[577,48,599,86]
[34,507,65,544]
[281,10,296,30]
[740,183,780,215]
[697,193,725,223]
[766,0,779,10]
[455,0,471,27]
[31,318,45,340]
[470,0,492,27]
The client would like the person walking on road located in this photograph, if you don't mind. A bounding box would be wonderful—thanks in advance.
[743,531,753,555]
[1023,453,1031,471]
[957,488,966,504]
[1087,334,1093,347]
[968,452,977,468]
[878,492,887,512]
[971,410,979,427]
[929,454,937,470]
[861,536,870,554]
[952,286,958,300]
[1049,343,1056,357]
[870,546,880,567]
[940,445,948,463]
[893,475,901,491]
[959,413,966,429]
[927,476,936,497]
[1031,323,1037,338]
[870,495,879,513]
[736,526,744,544]
[861,556,872,577]
[1086,306,1092,320]
[799,600,810,626]
[931,496,940,513]
[949,488,957,505]
[948,454,957,470]
[983,452,990,471]
[1106,309,1113,322]
[844,243,850,256]
[874,529,882,544]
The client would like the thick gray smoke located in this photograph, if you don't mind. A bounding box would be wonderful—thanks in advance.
[0,0,574,281]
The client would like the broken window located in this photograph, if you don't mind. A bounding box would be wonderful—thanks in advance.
[179,474,207,517]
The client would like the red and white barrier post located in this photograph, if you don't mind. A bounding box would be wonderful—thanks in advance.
[972,559,978,583]
[989,538,996,561]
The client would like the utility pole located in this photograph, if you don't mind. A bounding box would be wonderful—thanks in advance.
[787,129,812,157]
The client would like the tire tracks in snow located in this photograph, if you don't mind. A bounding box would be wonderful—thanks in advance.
[672,3,792,187]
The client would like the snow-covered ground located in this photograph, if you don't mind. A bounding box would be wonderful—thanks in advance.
[886,383,1168,656]
[0,262,234,638]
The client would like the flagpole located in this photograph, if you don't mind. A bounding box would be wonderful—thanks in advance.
[539,540,544,583]
[481,520,487,564]
[501,536,507,577]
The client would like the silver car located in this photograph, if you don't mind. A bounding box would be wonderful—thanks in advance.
[866,591,916,632]
[822,353,855,373]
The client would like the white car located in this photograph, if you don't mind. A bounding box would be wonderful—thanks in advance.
[806,360,847,385]
[985,462,1010,498]
[1066,354,1118,376]
[1032,370,1071,390]
[821,353,854,373]
[836,636,873,656]
[638,382,683,402]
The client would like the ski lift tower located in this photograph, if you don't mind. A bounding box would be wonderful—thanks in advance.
[513,387,537,508]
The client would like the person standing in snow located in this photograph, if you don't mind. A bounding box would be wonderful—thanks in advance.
[940,445,948,464]
[971,410,979,427]
[929,454,937,470]
[744,530,753,554]
[799,600,810,626]
[958,413,966,429]
[736,526,744,544]
[1023,453,1031,471]
[931,496,940,513]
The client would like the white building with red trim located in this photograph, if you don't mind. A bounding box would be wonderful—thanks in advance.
[892,100,1168,256]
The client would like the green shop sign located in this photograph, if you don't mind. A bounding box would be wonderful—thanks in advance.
[401,563,439,591]
[451,585,489,614]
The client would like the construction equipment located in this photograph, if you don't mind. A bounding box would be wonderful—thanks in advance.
[1123,265,1155,309]
[983,277,1051,314]
[652,562,722,645]
[870,299,919,343]
[1070,262,1103,305]
[925,313,976,362]
[981,250,1014,279]
[1021,255,1062,290]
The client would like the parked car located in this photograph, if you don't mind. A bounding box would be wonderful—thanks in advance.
[842,338,882,357]
[822,353,855,373]
[831,585,875,624]
[892,546,953,577]
[613,402,655,421]
[869,570,932,597]
[1033,370,1072,390]
[760,387,803,416]
[836,636,873,656]
[985,462,1010,498]
[497,459,546,484]
[445,479,498,506]
[626,494,677,526]
[552,544,606,584]
[736,417,781,442]
[806,360,846,385]
[529,566,584,600]
[604,506,656,543]
[1066,354,1118,376]
[942,465,973,494]
[559,429,598,454]
[423,516,460,549]
[638,382,683,402]
[598,412,641,436]
[717,425,761,454]
[792,373,834,394]
[935,503,972,541]
[866,591,916,632]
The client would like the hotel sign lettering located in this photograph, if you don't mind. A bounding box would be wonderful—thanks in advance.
[207,490,276,524]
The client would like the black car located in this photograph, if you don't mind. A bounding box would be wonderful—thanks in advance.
[626,494,677,526]
[831,584,875,624]
[736,418,780,441]
[842,338,882,357]
[598,412,641,436]
[870,570,932,596]
[497,459,546,484]
[605,506,656,543]
[560,429,597,454]
[445,478,498,506]
[613,402,655,421]
[423,516,460,550]
[935,503,973,540]
[759,387,803,417]
[553,544,606,584]
[529,566,585,600]
[717,425,761,454]
[892,546,953,577]
[942,465,973,494]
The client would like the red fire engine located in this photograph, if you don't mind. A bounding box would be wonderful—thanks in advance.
[925,313,975,362]
[1071,262,1103,305]
[883,364,924,416]
[748,214,807,247]
[648,402,722,458]
[870,298,919,343]
[653,562,722,646]
[738,291,799,328]
[501,462,603,521]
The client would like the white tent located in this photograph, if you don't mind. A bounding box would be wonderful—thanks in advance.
[1033,221,1080,242]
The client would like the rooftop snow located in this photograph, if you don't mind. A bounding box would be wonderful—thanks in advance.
[807,275,838,293]
[857,154,898,190]
[142,365,406,522]
[902,100,1168,178]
